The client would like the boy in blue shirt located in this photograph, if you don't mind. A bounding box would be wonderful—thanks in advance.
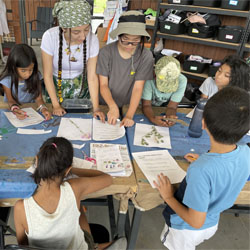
[141,56,187,127]
[154,86,250,250]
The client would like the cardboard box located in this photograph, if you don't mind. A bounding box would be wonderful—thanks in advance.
[97,27,107,49]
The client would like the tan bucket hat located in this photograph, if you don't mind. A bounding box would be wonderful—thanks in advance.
[109,10,151,40]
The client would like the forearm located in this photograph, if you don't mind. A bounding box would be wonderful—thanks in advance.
[35,93,46,107]
[126,84,144,118]
[100,84,117,109]
[44,76,60,107]
[71,168,109,178]
[88,78,100,112]
[142,104,156,123]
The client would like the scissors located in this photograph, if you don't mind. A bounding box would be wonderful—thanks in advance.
[82,150,96,165]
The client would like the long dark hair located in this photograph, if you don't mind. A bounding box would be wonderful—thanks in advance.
[58,27,87,101]
[0,44,40,104]
[33,137,73,184]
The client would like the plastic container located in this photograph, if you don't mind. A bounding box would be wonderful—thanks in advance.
[187,24,217,38]
[61,99,92,113]
[168,0,193,4]
[220,0,249,10]
[183,55,209,73]
[159,20,186,35]
[217,25,244,43]
[208,61,221,77]
[188,98,208,138]
[193,0,220,7]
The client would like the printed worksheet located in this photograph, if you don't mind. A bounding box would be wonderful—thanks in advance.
[95,145,125,176]
[132,150,186,188]
[4,107,44,128]
[90,143,133,177]
[92,118,125,141]
[134,123,171,149]
[57,118,92,141]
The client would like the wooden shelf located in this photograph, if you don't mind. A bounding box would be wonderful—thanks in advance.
[160,3,250,17]
[181,67,208,80]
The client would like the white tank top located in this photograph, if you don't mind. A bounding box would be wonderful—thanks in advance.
[24,181,88,250]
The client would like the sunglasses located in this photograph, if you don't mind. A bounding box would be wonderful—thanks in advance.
[119,37,141,46]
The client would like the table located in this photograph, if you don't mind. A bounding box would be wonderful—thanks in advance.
[0,103,137,247]
[123,105,250,249]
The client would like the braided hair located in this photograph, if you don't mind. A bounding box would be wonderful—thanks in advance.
[57,27,88,101]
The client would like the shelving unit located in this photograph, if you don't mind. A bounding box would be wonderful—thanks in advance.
[150,1,250,81]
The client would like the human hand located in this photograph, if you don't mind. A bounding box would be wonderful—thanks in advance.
[163,114,178,127]
[93,109,105,123]
[41,108,52,121]
[153,173,174,202]
[184,153,199,163]
[152,116,170,127]
[107,106,119,125]
[52,105,66,116]
[121,116,134,127]
[12,108,28,120]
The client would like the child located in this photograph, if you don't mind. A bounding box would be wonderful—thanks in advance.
[97,10,154,127]
[141,56,187,127]
[154,86,250,250]
[200,55,249,99]
[14,137,126,249]
[41,0,105,121]
[0,44,51,120]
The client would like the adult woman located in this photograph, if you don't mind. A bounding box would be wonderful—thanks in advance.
[41,0,104,120]
[97,11,154,127]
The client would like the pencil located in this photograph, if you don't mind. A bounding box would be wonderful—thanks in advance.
[69,118,85,134]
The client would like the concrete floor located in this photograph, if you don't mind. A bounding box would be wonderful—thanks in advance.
[2,22,250,249]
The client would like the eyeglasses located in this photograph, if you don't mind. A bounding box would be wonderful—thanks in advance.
[119,38,141,46]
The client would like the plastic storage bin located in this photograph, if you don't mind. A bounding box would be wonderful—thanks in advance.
[193,0,220,7]
[183,56,209,73]
[61,99,92,113]
[220,0,249,10]
[168,0,193,4]
[217,26,244,43]
[187,24,217,38]
[159,20,186,35]
[208,61,221,77]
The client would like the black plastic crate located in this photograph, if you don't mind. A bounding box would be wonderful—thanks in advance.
[193,0,220,7]
[159,20,186,35]
[187,24,217,38]
[168,0,193,4]
[220,0,249,10]
[208,61,222,77]
[183,56,209,73]
[218,26,244,43]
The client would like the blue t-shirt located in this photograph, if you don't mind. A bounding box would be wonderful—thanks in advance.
[141,74,187,106]
[1,73,42,103]
[163,145,250,230]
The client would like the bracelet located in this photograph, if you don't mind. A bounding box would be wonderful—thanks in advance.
[37,104,48,112]
[10,104,20,112]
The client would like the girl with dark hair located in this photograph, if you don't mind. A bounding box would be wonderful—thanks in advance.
[41,0,105,121]
[97,10,154,127]
[200,55,250,99]
[14,137,126,249]
[0,43,51,120]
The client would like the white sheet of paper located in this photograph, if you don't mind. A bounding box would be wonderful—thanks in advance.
[26,164,36,174]
[72,157,93,169]
[132,150,186,188]
[57,118,92,141]
[134,123,171,149]
[17,128,52,134]
[95,145,125,175]
[92,118,125,141]
[72,143,85,149]
[4,107,44,128]
[186,108,195,119]
[90,143,133,177]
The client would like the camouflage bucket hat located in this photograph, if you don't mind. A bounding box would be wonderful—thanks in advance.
[155,56,181,93]
[53,0,92,28]
[109,11,151,40]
